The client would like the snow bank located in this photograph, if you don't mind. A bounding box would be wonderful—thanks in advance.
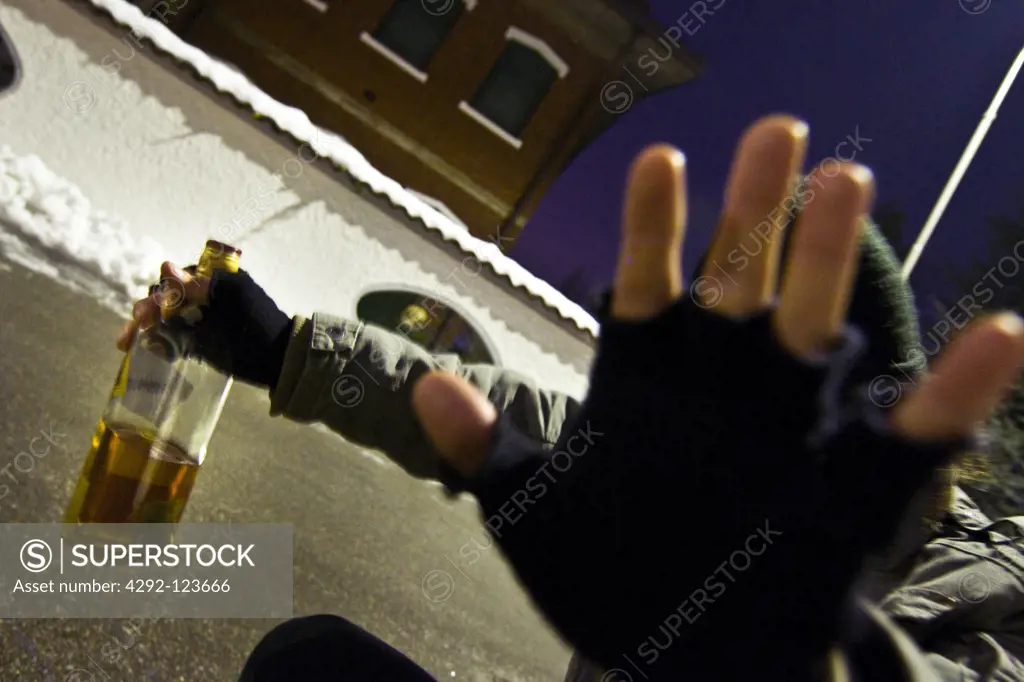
[0,146,164,314]
[87,0,599,337]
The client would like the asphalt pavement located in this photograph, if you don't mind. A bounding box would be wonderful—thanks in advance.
[0,257,571,681]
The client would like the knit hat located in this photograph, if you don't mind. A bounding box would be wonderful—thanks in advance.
[839,221,926,387]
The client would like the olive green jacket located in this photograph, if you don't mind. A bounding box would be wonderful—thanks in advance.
[270,313,1024,682]
[271,314,582,479]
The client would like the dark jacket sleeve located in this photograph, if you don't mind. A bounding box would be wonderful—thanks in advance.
[267,313,583,480]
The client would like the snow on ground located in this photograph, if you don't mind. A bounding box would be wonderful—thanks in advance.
[0,145,163,314]
[0,144,396,468]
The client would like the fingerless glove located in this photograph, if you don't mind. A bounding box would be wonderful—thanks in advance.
[442,296,971,680]
[168,268,292,390]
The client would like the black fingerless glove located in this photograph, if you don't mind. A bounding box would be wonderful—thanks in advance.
[169,268,292,390]
[442,297,971,680]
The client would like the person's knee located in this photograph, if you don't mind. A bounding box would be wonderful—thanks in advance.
[240,614,437,682]
[240,614,356,681]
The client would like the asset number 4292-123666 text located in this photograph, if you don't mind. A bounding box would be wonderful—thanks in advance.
[125,578,231,593]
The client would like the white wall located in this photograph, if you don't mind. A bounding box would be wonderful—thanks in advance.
[0,0,595,399]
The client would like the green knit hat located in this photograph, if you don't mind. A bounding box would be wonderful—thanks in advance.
[840,221,926,386]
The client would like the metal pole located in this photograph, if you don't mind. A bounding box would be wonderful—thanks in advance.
[902,45,1024,281]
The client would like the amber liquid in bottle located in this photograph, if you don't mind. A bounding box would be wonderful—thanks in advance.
[64,240,240,525]
[66,422,198,523]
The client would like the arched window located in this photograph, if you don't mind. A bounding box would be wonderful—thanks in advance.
[356,288,499,365]
[360,0,474,82]
[0,17,18,94]
[459,27,569,148]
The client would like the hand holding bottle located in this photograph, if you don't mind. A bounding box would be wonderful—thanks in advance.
[116,262,207,351]
[116,262,293,390]
[70,241,254,524]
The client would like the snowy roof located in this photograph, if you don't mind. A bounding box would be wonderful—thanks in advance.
[81,0,600,339]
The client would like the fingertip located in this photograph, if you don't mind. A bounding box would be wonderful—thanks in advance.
[628,144,685,190]
[843,162,875,195]
[623,144,686,224]
[768,113,809,136]
[738,114,809,150]
[945,312,1024,368]
[805,162,876,215]
[971,312,1024,379]
[412,371,498,476]
[990,311,1024,341]
[732,115,809,182]
[726,115,810,207]
[161,261,190,284]
[894,312,1024,441]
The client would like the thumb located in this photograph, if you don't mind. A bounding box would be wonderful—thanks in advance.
[412,370,497,476]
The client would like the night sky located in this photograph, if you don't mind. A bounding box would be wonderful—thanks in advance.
[514,0,1024,325]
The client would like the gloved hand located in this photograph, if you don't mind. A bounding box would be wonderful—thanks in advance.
[118,264,292,390]
[412,116,1024,680]
[442,297,972,677]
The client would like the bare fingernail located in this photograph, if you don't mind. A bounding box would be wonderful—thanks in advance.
[844,163,875,188]
[993,313,1024,338]
[789,118,809,141]
[665,146,686,169]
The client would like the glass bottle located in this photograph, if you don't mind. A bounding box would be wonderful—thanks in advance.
[64,240,241,524]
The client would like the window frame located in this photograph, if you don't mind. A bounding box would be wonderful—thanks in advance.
[359,0,476,82]
[353,284,502,366]
[458,26,569,149]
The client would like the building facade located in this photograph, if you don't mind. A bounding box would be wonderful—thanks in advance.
[132,0,702,243]
[0,0,610,398]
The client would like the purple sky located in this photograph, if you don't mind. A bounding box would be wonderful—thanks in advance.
[514,0,1024,323]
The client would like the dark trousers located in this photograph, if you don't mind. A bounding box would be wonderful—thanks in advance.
[239,615,439,682]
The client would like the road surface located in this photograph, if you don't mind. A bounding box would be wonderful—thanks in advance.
[0,257,571,681]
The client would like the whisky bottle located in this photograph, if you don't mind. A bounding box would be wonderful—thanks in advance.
[64,240,241,524]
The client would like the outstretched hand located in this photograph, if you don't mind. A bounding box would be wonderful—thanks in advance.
[410,115,1024,676]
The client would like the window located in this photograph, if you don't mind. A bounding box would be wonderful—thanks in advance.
[360,0,471,82]
[356,289,498,365]
[459,27,568,148]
